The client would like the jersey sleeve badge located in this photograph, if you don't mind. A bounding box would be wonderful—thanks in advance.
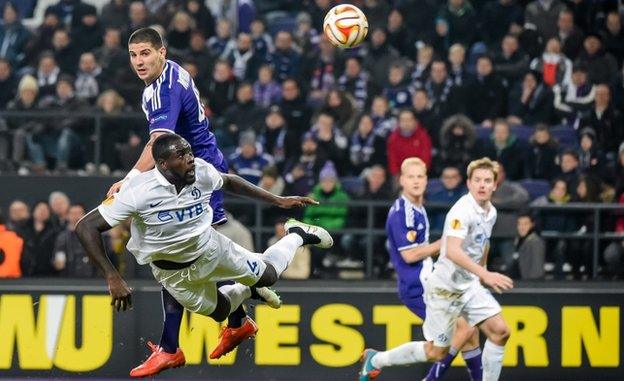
[450,219,461,229]
[102,195,115,205]
[406,230,417,242]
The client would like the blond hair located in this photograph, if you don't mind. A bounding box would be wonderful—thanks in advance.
[401,157,427,175]
[467,157,499,182]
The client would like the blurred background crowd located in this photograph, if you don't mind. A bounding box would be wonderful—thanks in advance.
[1,0,623,281]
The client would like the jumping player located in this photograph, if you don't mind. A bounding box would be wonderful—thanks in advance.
[77,134,333,369]
[105,27,254,376]
[359,157,482,381]
[360,157,513,380]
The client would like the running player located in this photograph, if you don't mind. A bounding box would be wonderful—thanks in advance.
[77,134,333,370]
[105,27,252,376]
[359,157,482,381]
[360,157,513,380]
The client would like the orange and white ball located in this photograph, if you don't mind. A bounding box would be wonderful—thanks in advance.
[323,4,368,48]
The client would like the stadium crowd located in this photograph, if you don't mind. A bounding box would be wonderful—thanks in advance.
[1,0,624,280]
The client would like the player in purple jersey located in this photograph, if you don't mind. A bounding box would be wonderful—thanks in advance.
[360,158,483,381]
[105,28,282,378]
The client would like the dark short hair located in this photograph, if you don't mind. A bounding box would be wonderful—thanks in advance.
[128,27,163,49]
[152,133,185,161]
[561,148,579,161]
[517,210,534,222]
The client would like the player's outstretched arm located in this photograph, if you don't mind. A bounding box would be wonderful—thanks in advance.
[76,209,132,311]
[400,239,441,263]
[446,236,513,294]
[221,173,319,208]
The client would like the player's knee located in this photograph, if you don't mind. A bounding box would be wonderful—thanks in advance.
[425,343,448,362]
[255,262,278,287]
[490,325,510,345]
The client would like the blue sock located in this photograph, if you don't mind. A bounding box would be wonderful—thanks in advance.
[425,347,458,380]
[218,281,247,328]
[159,287,183,354]
[462,347,483,381]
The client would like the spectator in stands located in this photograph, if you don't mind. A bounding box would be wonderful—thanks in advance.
[206,59,238,117]
[554,63,596,127]
[369,95,396,138]
[447,43,468,87]
[46,0,94,30]
[412,89,439,144]
[293,12,318,55]
[166,11,194,58]
[387,108,432,180]
[494,35,530,88]
[228,131,274,185]
[100,0,130,29]
[601,11,623,67]
[217,212,254,251]
[338,56,373,111]
[362,0,391,31]
[49,191,70,229]
[283,131,325,196]
[383,62,412,112]
[305,36,341,107]
[0,1,30,67]
[126,1,151,35]
[528,124,559,180]
[267,31,301,82]
[72,5,103,55]
[259,165,285,196]
[613,142,624,197]
[481,0,524,49]
[25,8,62,65]
[253,64,281,107]
[35,52,60,97]
[75,52,104,105]
[427,166,466,231]
[437,0,478,48]
[224,32,262,81]
[279,78,311,141]
[558,149,581,194]
[183,32,212,81]
[513,212,546,279]
[94,27,127,81]
[320,89,356,133]
[51,28,79,75]
[437,114,476,173]
[507,70,554,125]
[530,37,573,87]
[7,200,29,233]
[268,217,310,279]
[348,114,387,176]
[479,119,529,180]
[465,55,507,127]
[422,60,461,126]
[386,8,414,58]
[581,84,623,158]
[569,174,602,279]
[20,201,58,276]
[603,238,624,280]
[258,105,296,168]
[577,127,606,177]
[207,18,235,58]
[532,177,574,278]
[524,0,568,41]
[309,111,348,173]
[250,18,273,59]
[491,164,530,274]
[221,82,265,146]
[303,161,350,277]
[556,9,584,61]
[410,42,433,89]
[362,27,400,88]
[0,207,24,278]
[0,58,16,108]
[52,204,95,277]
[185,0,215,40]
[576,34,618,85]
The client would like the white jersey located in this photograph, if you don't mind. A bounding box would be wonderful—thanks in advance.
[430,193,497,292]
[98,158,222,265]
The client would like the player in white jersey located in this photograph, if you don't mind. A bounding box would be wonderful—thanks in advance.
[76,133,333,326]
[361,157,513,381]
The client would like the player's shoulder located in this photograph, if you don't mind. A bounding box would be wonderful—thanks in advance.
[165,60,191,91]
[448,195,472,218]
[387,197,406,221]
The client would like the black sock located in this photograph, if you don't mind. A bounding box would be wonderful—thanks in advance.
[288,226,320,245]
[227,305,247,328]
[159,288,182,354]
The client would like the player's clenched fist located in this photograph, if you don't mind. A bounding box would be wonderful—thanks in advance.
[107,275,133,311]
[481,271,514,294]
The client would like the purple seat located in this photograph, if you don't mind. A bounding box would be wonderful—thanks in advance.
[519,179,551,201]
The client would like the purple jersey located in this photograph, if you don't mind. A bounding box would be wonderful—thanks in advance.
[386,196,434,306]
[141,60,224,166]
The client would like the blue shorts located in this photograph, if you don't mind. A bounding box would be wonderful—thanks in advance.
[402,296,426,320]
[205,152,229,226]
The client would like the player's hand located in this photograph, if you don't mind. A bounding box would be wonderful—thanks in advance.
[481,271,514,294]
[107,275,133,312]
[107,179,125,197]
[276,196,319,209]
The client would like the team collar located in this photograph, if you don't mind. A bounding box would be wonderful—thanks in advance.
[153,167,174,188]
[467,192,493,217]
[401,194,424,211]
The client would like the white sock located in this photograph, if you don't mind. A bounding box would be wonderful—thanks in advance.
[482,340,505,381]
[219,283,252,314]
[371,341,427,369]
[262,233,303,276]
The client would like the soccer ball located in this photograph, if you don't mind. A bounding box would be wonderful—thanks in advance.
[323,4,368,49]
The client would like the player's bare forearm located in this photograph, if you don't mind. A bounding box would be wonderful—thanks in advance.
[75,209,119,279]
[221,173,281,204]
[132,133,162,172]
[401,239,441,263]
[446,236,488,278]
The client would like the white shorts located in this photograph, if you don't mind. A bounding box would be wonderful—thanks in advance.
[150,231,267,316]
[422,277,502,347]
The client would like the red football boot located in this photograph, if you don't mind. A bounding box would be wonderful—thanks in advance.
[209,317,259,359]
[129,341,185,378]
